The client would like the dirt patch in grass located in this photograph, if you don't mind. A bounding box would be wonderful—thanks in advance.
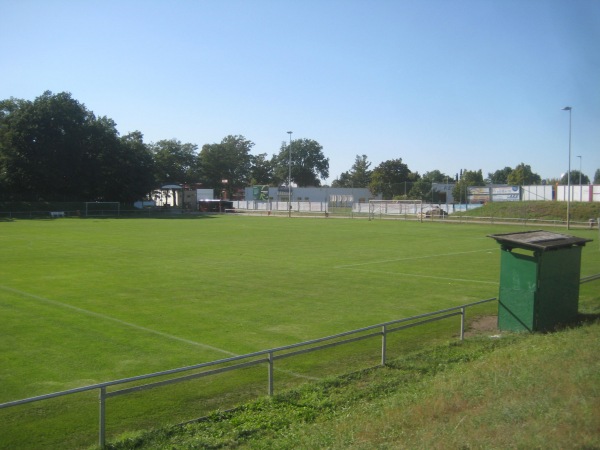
[465,315,498,337]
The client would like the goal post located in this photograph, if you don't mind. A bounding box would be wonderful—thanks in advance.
[368,200,423,221]
[84,202,120,217]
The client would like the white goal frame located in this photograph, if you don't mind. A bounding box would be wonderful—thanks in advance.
[84,202,120,217]
[368,200,423,221]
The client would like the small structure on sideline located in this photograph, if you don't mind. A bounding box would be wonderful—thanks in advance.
[488,230,591,332]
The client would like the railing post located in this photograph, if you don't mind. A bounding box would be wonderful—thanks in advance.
[381,325,387,366]
[460,307,465,341]
[99,387,106,449]
[268,352,274,396]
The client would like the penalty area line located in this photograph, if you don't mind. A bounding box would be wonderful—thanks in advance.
[335,248,496,269]
[0,285,237,357]
[341,267,499,285]
[0,285,321,381]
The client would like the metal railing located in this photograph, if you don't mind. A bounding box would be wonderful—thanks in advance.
[0,298,496,448]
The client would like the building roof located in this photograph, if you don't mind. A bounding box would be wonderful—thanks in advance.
[488,230,592,251]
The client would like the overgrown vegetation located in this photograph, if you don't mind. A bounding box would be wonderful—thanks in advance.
[457,201,600,223]
[106,318,600,449]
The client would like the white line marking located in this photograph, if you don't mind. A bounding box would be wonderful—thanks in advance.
[335,248,496,269]
[341,268,498,285]
[0,285,237,356]
[0,285,321,381]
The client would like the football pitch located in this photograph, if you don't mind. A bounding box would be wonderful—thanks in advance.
[1,215,598,448]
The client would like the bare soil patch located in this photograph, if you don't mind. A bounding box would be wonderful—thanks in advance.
[464,315,498,337]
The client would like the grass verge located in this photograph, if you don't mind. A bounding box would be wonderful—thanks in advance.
[456,201,600,223]
[106,317,600,449]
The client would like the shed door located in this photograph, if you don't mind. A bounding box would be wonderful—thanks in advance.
[498,250,537,332]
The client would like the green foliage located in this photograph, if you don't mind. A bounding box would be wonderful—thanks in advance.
[0,91,155,202]
[487,166,512,184]
[106,321,600,449]
[369,158,419,199]
[151,138,199,185]
[507,162,541,185]
[332,155,372,188]
[272,138,329,187]
[249,153,274,186]
[452,169,484,202]
[198,135,254,196]
[408,171,451,201]
[456,200,600,222]
[560,169,591,185]
[422,169,449,183]
[407,178,431,201]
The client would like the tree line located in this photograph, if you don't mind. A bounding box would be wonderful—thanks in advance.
[332,157,599,202]
[0,91,329,202]
[1,91,598,203]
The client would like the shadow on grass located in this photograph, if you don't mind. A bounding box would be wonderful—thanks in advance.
[576,312,600,326]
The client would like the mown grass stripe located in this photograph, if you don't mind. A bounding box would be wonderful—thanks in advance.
[0,285,237,356]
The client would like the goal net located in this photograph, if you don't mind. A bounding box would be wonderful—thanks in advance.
[368,200,423,221]
[85,202,120,217]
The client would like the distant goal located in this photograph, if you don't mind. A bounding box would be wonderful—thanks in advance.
[368,200,423,221]
[85,202,120,217]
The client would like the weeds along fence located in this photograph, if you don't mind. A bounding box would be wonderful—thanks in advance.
[1,298,496,448]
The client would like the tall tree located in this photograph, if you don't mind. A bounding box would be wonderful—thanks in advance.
[151,139,199,185]
[507,163,541,185]
[559,170,590,185]
[407,170,448,201]
[422,170,450,183]
[594,169,600,184]
[408,178,432,201]
[369,158,417,199]
[0,91,150,202]
[113,131,156,201]
[333,154,372,188]
[249,152,274,185]
[452,169,484,203]
[488,167,513,184]
[198,135,253,197]
[272,138,329,187]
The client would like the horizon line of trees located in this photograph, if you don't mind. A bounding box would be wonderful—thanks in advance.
[333,156,599,203]
[0,91,330,202]
[1,91,598,203]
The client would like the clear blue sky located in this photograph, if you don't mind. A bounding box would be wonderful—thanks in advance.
[2,0,599,184]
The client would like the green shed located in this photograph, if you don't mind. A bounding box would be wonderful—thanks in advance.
[488,230,591,332]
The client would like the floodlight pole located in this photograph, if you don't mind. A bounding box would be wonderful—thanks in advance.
[287,131,293,218]
[577,155,582,201]
[562,106,572,230]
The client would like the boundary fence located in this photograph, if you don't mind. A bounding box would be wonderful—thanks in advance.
[1,298,497,448]
[2,269,599,448]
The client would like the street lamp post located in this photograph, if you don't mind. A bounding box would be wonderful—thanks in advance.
[562,106,572,229]
[287,131,293,218]
[577,155,582,201]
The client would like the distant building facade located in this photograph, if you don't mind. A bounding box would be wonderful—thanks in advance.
[244,186,379,204]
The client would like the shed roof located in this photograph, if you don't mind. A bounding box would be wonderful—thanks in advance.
[488,230,592,251]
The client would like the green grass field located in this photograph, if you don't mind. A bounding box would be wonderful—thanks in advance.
[1,216,599,448]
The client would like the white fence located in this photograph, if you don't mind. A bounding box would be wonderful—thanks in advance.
[556,184,600,203]
[232,200,329,212]
[231,201,485,215]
